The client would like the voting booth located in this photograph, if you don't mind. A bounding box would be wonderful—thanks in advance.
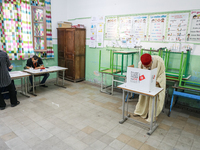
[126,66,157,92]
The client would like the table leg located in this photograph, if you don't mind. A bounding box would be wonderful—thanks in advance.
[63,70,65,86]
[56,71,58,84]
[21,78,23,93]
[20,77,30,98]
[112,75,114,95]
[101,73,103,92]
[147,96,158,135]
[119,90,127,124]
[54,71,66,88]
[30,75,37,96]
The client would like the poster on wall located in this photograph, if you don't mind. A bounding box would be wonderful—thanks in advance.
[167,13,189,42]
[89,23,96,48]
[119,16,133,38]
[105,17,118,39]
[148,15,167,41]
[187,10,200,42]
[167,43,180,52]
[96,23,104,48]
[180,43,193,52]
[132,16,148,41]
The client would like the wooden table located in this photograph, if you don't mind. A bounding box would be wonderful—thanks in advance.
[118,83,163,135]
[24,66,68,96]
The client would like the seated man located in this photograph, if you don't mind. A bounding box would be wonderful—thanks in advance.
[26,55,49,91]
[133,53,166,122]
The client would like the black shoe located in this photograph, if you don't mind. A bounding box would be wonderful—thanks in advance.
[30,87,36,92]
[40,84,48,88]
[11,101,20,107]
[0,107,5,110]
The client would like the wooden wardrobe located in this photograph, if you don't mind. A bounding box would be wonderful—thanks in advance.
[57,28,86,82]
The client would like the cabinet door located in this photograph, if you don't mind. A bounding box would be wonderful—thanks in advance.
[57,29,65,58]
[57,29,66,76]
[66,59,74,80]
[74,55,85,80]
[65,29,75,54]
[75,29,86,56]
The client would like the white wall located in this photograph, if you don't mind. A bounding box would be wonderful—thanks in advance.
[66,0,200,19]
[51,0,200,55]
[51,0,69,40]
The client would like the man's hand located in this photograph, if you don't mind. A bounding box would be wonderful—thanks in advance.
[34,67,39,70]
[9,65,13,69]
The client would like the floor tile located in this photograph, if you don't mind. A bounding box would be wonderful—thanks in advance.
[174,141,191,150]
[90,140,107,150]
[127,138,143,149]
[116,134,131,144]
[99,134,115,145]
[0,132,17,142]
[81,135,97,145]
[157,142,174,150]
[81,126,96,134]
[139,144,157,150]
[109,139,126,150]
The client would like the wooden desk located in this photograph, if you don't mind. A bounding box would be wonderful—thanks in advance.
[118,84,163,135]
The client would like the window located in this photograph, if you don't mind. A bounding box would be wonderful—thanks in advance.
[31,6,47,52]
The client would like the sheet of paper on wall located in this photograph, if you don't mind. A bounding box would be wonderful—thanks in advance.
[180,43,193,53]
[105,17,118,39]
[148,15,167,41]
[120,37,127,48]
[127,37,136,48]
[167,43,180,52]
[132,16,148,41]
[187,10,200,42]
[96,23,104,48]
[119,16,133,38]
[91,16,97,22]
[167,13,189,42]
[97,16,105,23]
[89,23,97,48]
[109,39,119,47]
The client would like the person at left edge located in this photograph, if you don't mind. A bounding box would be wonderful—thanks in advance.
[26,55,49,91]
[0,50,20,110]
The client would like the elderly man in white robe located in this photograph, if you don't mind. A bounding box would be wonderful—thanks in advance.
[133,53,166,122]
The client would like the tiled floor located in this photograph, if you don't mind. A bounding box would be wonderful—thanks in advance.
[0,80,200,150]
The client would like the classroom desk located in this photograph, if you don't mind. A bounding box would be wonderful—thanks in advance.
[9,71,31,98]
[118,84,163,135]
[24,66,68,96]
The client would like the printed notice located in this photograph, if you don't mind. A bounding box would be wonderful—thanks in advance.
[148,15,167,41]
[167,13,189,42]
[188,10,200,42]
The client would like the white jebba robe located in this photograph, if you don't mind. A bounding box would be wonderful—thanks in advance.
[134,55,166,122]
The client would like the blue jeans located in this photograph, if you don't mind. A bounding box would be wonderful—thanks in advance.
[29,73,50,85]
